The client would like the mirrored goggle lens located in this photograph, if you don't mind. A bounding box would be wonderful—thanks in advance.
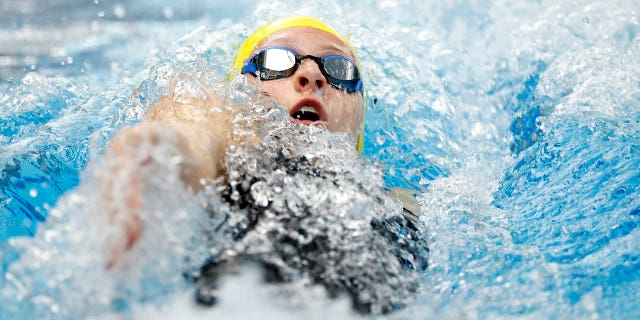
[323,56,359,81]
[260,48,296,71]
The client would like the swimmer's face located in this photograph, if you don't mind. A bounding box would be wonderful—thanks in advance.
[247,27,365,139]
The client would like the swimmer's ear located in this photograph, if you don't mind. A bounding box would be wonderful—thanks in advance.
[387,188,420,227]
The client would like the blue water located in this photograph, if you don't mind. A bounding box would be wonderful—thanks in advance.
[1,0,639,319]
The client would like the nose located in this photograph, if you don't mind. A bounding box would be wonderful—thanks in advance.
[293,60,327,94]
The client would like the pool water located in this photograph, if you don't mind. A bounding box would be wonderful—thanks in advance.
[1,0,639,319]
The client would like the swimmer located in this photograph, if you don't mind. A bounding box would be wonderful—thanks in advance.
[101,16,418,267]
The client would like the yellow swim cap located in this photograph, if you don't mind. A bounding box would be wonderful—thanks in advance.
[233,16,366,154]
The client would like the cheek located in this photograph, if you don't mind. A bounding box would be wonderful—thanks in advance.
[350,98,365,132]
[257,80,291,103]
[333,95,364,135]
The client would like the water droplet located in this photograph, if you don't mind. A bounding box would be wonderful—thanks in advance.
[29,188,38,198]
[113,4,126,19]
[162,7,174,20]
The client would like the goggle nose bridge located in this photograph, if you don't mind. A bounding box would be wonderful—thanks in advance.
[292,55,330,81]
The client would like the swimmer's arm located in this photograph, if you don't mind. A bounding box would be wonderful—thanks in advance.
[142,93,234,189]
[101,91,234,267]
[106,120,227,191]
[107,94,233,190]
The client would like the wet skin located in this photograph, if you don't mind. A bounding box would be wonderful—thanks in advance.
[247,26,365,140]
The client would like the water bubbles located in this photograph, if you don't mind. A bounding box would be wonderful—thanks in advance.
[113,4,126,20]
[29,188,38,198]
[185,102,428,314]
[163,7,175,20]
[171,72,210,105]
[376,134,386,146]
[250,181,269,208]
[90,20,100,32]
[379,0,398,9]
[149,63,177,93]
[49,303,60,315]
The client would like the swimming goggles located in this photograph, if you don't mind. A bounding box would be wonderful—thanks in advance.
[241,46,363,93]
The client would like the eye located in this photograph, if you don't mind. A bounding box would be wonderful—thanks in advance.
[263,48,296,71]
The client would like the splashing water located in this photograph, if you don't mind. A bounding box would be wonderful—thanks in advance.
[1,0,639,319]
[2,52,430,319]
[190,100,428,312]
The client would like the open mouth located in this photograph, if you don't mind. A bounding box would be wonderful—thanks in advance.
[289,100,326,125]
[291,105,321,122]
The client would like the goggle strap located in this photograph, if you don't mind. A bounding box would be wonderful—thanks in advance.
[353,80,363,92]
[241,63,257,75]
